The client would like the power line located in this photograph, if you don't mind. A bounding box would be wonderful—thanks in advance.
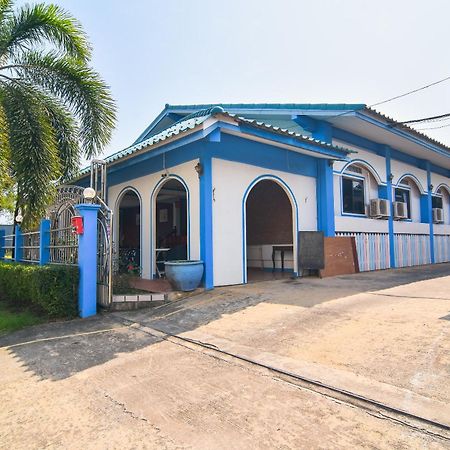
[396,112,450,125]
[369,75,450,108]
[284,75,450,134]
[413,123,450,131]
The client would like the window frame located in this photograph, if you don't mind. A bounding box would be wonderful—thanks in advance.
[341,173,367,217]
[394,185,412,220]
[432,194,443,210]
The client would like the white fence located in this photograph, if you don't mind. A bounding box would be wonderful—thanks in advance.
[335,231,448,271]
[434,235,450,263]
[394,234,431,268]
[335,232,390,272]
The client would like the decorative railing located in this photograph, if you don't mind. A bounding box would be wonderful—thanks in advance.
[21,230,40,263]
[49,225,78,266]
[3,233,14,259]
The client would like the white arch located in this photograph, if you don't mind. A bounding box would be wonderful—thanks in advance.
[396,174,426,195]
[242,174,299,284]
[435,183,450,196]
[340,159,384,185]
[150,175,190,278]
[114,186,143,273]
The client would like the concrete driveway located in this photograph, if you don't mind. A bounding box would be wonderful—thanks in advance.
[1,264,450,449]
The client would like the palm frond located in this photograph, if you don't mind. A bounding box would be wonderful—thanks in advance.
[0,81,60,224]
[0,0,13,24]
[11,50,116,157]
[0,3,91,61]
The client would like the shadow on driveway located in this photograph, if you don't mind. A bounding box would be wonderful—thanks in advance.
[1,263,449,381]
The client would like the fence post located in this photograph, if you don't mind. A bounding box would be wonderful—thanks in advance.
[0,229,4,259]
[39,219,51,265]
[14,225,23,262]
[76,203,101,318]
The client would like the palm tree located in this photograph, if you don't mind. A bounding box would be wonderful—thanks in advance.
[0,0,116,226]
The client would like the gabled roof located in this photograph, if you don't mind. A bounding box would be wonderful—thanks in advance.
[137,103,450,155]
[74,106,354,179]
[134,103,367,145]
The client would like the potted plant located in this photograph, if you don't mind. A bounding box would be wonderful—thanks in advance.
[164,260,204,291]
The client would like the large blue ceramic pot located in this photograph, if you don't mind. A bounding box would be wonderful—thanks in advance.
[164,260,204,291]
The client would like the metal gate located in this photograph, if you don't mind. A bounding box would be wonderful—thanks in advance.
[48,168,113,307]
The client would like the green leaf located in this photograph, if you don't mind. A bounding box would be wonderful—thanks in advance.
[0,3,91,61]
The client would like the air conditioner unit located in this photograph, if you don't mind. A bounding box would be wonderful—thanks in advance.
[433,208,444,224]
[393,201,408,220]
[369,199,389,219]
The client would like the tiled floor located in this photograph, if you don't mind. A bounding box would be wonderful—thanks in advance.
[129,277,173,292]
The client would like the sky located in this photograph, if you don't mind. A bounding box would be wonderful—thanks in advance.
[18,0,450,158]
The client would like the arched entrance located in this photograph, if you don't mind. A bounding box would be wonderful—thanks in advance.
[154,178,188,277]
[244,178,297,283]
[117,189,141,274]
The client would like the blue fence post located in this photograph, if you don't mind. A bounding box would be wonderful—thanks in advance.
[0,229,4,259]
[39,219,51,265]
[14,225,23,262]
[76,203,101,318]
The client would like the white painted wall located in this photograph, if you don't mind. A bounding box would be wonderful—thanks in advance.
[333,141,387,182]
[391,160,427,192]
[107,160,200,279]
[393,221,429,234]
[335,215,389,233]
[212,158,317,286]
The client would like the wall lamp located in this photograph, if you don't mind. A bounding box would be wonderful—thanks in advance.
[388,173,394,181]
[195,162,203,177]
[15,212,23,224]
[429,184,434,191]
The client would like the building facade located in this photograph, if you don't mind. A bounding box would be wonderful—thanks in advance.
[74,104,450,288]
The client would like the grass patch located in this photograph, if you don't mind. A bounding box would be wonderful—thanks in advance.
[0,300,46,335]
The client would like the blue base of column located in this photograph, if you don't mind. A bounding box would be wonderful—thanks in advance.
[77,204,101,318]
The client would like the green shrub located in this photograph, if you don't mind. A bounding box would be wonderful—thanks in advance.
[0,262,79,318]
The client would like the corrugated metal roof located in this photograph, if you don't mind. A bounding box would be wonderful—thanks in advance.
[166,103,367,112]
[163,103,450,153]
[363,106,450,151]
[75,107,352,178]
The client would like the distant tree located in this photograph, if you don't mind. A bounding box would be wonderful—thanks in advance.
[0,1,116,226]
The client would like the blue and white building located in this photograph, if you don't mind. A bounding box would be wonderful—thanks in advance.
[74,104,450,288]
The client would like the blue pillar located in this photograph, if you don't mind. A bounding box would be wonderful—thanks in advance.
[425,162,435,263]
[14,225,23,262]
[0,229,5,259]
[199,153,214,290]
[76,204,101,318]
[39,219,50,265]
[381,147,395,268]
[309,120,335,237]
[317,159,335,236]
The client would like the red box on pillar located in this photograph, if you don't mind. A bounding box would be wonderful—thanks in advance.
[71,215,84,235]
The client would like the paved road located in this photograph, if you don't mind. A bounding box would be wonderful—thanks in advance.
[1,264,450,449]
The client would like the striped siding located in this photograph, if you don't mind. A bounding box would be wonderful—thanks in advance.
[336,231,450,271]
[434,235,450,263]
[394,234,430,268]
[336,232,390,272]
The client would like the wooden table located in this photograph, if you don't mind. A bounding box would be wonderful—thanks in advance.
[272,245,293,272]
